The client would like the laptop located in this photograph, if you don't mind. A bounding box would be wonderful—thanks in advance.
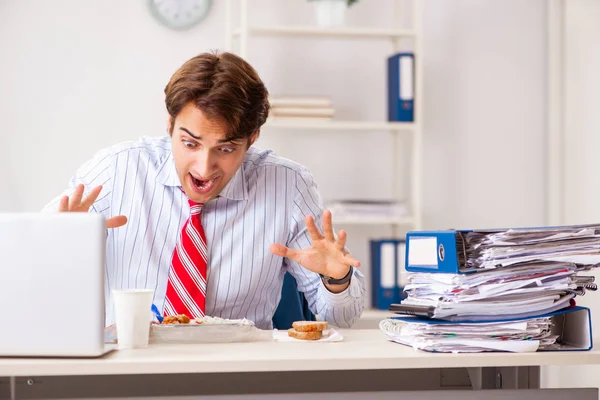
[0,212,112,357]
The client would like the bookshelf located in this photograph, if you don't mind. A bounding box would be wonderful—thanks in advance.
[335,215,414,226]
[224,0,423,312]
[265,118,415,132]
[231,26,416,39]
[224,0,423,231]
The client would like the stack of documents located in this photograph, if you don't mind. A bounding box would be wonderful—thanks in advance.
[380,315,557,353]
[380,223,600,352]
[397,261,596,321]
[380,306,593,353]
[462,223,600,271]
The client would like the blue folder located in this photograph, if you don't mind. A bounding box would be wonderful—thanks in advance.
[404,230,469,274]
[370,239,406,310]
[387,52,414,122]
[391,306,593,351]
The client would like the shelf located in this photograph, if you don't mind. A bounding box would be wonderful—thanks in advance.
[333,216,414,225]
[264,118,415,132]
[233,26,416,40]
[227,1,423,233]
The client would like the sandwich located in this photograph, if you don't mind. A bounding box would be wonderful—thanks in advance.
[287,321,328,340]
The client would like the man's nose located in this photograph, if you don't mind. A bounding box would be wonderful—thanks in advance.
[193,151,216,178]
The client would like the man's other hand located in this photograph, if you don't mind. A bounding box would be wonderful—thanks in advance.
[58,184,127,229]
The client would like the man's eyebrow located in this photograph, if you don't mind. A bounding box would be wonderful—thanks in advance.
[179,127,238,144]
[180,127,200,140]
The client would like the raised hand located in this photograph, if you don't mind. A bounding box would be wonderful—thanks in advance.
[58,184,127,229]
[270,210,360,283]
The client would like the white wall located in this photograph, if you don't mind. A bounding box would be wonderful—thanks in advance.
[0,0,226,212]
[542,0,600,390]
[421,0,547,230]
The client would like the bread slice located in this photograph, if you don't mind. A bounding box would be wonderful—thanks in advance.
[287,328,323,341]
[292,320,328,332]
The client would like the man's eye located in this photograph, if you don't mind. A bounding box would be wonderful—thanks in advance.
[221,147,235,154]
[183,140,196,149]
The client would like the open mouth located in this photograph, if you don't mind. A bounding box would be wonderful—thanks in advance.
[190,174,217,193]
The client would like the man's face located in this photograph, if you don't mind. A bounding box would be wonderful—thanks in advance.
[170,102,256,204]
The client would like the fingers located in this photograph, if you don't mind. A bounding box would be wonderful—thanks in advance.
[61,184,103,212]
[70,184,85,209]
[305,215,323,241]
[270,243,300,262]
[344,254,361,268]
[106,215,128,229]
[58,195,69,212]
[80,185,103,210]
[334,229,347,251]
[322,210,334,241]
[57,185,125,230]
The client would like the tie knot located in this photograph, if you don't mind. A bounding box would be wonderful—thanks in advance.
[188,199,203,215]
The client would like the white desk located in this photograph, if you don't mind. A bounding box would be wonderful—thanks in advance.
[1,329,599,399]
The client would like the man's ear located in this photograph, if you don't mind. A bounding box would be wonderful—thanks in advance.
[248,130,259,147]
[167,116,174,136]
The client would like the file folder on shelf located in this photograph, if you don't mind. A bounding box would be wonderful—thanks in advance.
[383,306,593,352]
[387,52,414,122]
[370,239,405,310]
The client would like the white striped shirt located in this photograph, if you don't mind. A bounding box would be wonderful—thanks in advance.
[44,136,365,329]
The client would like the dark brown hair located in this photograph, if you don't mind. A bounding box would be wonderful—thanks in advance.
[164,51,270,141]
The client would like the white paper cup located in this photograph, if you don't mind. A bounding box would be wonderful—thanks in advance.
[112,289,154,349]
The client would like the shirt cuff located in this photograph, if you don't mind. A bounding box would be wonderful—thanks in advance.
[318,267,365,304]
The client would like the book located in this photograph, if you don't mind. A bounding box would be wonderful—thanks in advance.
[270,96,333,109]
[270,107,334,118]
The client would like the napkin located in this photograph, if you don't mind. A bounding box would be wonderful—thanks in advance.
[273,328,343,342]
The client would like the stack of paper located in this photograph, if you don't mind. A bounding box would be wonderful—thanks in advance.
[381,223,600,352]
[463,223,600,270]
[269,96,334,119]
[379,316,557,353]
[398,261,596,321]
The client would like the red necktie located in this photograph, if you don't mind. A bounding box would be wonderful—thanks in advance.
[164,199,208,318]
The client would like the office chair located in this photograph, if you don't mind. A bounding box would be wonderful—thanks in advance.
[272,272,316,330]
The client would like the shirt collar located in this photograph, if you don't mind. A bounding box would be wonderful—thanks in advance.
[156,152,248,201]
[218,163,247,201]
[155,152,181,187]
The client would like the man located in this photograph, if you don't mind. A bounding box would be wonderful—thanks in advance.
[44,51,365,329]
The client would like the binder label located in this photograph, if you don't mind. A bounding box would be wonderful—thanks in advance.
[399,56,414,100]
[407,236,438,268]
[381,243,395,289]
[397,242,408,287]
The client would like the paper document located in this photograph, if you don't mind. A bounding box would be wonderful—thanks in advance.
[379,316,557,353]
[461,224,600,270]
[395,261,594,321]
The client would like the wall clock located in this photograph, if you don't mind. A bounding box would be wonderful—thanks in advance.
[148,0,212,30]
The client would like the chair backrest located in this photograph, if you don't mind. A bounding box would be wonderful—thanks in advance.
[272,272,316,330]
